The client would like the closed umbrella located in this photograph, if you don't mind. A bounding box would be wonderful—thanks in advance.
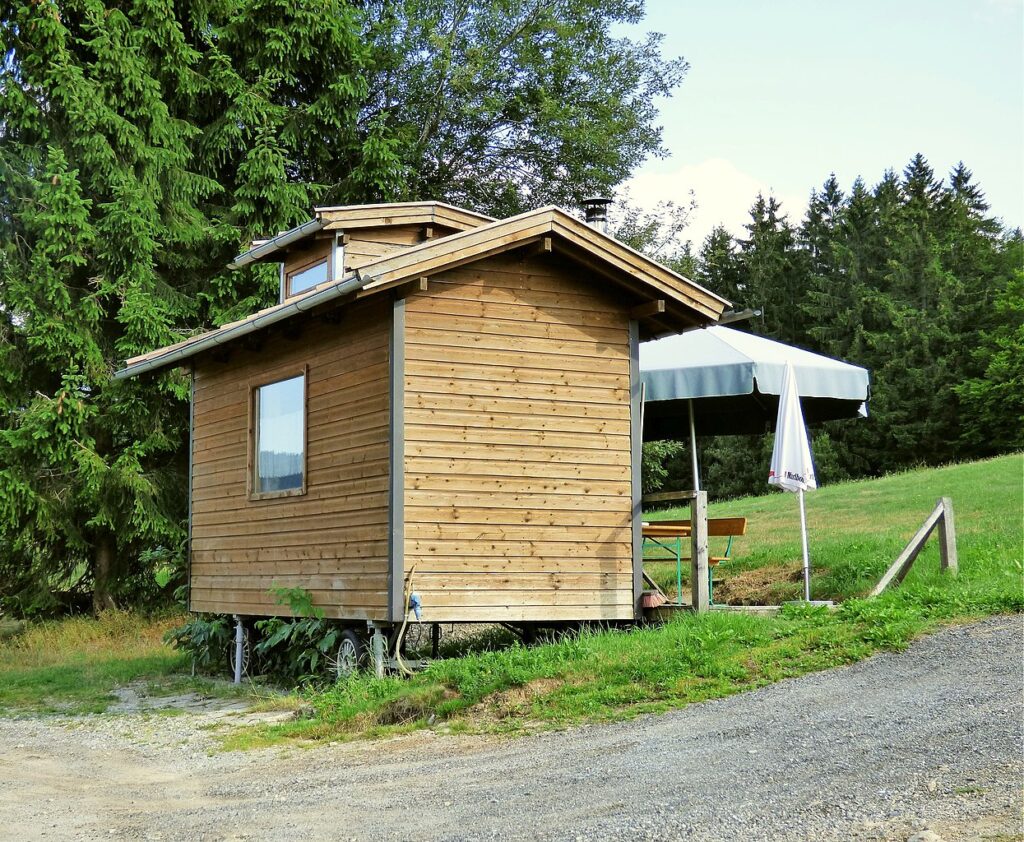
[769,362,817,600]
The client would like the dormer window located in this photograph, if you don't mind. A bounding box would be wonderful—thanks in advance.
[286,257,329,297]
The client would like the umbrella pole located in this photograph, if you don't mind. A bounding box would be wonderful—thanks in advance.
[688,399,700,492]
[798,489,811,600]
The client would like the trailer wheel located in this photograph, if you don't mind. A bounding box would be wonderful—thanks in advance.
[226,624,254,678]
[334,629,366,679]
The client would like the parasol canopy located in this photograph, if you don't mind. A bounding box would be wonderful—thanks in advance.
[640,326,870,439]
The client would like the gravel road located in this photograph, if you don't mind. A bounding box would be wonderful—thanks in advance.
[1,616,1021,842]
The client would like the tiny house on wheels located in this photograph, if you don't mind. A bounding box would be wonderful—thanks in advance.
[116,201,728,673]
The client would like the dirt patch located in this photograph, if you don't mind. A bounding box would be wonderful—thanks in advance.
[108,681,252,715]
[481,677,565,720]
[374,686,460,726]
[715,563,808,605]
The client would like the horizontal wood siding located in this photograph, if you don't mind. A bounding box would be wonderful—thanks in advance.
[343,224,459,272]
[403,255,635,622]
[190,297,391,620]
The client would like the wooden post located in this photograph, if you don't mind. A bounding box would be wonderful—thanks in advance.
[937,497,958,574]
[872,501,942,598]
[690,491,709,613]
[370,626,387,678]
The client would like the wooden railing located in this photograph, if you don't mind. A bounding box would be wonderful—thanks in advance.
[870,497,958,597]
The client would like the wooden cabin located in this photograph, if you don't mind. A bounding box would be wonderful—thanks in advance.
[117,202,728,639]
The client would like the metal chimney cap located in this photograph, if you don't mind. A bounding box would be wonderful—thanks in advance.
[582,197,613,231]
[582,196,613,213]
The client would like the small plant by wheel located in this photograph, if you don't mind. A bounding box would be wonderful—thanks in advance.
[334,628,366,679]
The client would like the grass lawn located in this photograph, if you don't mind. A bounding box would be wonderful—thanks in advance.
[2,455,1020,741]
[0,610,257,714]
[646,451,1024,605]
[228,453,1022,748]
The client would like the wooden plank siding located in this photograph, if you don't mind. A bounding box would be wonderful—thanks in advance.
[189,296,392,620]
[343,224,461,272]
[402,255,637,622]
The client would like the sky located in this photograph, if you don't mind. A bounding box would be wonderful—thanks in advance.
[618,0,1024,245]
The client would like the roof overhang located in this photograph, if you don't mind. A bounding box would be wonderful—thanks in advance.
[114,272,369,379]
[353,207,729,323]
[117,205,730,380]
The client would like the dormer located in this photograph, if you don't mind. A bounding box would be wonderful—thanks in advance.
[230,202,495,303]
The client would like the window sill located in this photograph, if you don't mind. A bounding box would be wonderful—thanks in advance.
[249,487,306,502]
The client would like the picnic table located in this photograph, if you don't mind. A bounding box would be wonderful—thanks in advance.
[642,517,747,605]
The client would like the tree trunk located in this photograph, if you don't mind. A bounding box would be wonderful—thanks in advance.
[92,531,119,614]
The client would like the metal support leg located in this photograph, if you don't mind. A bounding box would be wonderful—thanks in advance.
[690,492,710,613]
[675,537,683,606]
[232,615,244,685]
[798,489,811,601]
[430,624,441,659]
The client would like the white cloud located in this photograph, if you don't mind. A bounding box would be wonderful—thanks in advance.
[623,158,809,247]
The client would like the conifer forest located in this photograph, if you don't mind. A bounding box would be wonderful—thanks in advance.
[0,0,1020,613]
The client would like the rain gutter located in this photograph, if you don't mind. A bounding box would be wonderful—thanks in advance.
[114,271,370,380]
[227,218,325,269]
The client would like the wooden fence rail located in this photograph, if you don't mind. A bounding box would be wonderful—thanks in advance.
[870,497,958,597]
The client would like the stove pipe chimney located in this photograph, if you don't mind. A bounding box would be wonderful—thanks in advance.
[582,197,613,234]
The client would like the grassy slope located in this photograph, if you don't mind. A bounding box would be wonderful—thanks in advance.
[232,454,1022,747]
[648,452,1024,604]
[2,456,1020,735]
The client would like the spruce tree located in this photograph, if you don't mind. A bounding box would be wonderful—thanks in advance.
[955,263,1024,453]
[0,0,385,611]
[738,194,807,346]
[696,226,746,305]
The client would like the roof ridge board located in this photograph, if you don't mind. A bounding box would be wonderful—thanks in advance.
[352,206,729,319]
[354,210,557,290]
[350,206,726,319]
[546,209,729,310]
[315,200,495,221]
[234,203,494,267]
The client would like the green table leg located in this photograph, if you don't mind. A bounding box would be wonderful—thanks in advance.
[675,536,682,606]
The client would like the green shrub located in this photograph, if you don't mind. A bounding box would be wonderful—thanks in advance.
[164,614,230,671]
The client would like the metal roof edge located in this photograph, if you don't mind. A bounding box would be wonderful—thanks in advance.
[114,272,368,380]
[228,219,325,269]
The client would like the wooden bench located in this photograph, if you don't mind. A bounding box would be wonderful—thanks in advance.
[642,517,747,604]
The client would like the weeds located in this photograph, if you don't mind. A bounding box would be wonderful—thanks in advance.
[0,610,190,713]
